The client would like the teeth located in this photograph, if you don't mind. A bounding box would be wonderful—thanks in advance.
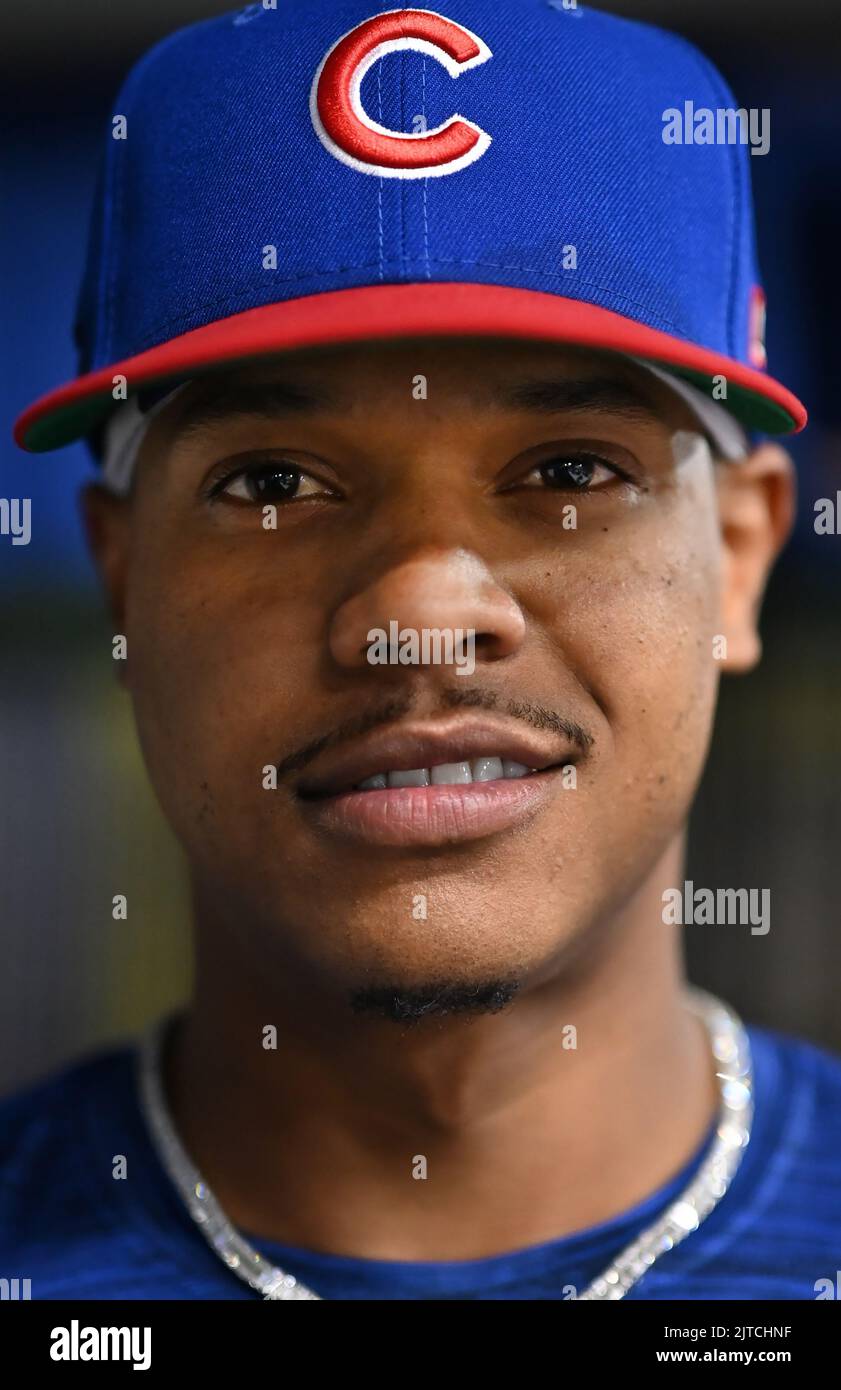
[387,768,430,789]
[355,757,537,790]
[472,756,504,782]
[430,761,472,786]
[358,773,387,790]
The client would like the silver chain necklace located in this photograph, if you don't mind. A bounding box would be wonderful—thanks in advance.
[136,987,752,1301]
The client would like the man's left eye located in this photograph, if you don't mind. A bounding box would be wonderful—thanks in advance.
[214,462,332,504]
[520,453,619,491]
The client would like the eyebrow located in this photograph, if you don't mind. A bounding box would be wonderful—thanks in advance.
[171,380,341,440]
[487,375,662,422]
[170,371,662,440]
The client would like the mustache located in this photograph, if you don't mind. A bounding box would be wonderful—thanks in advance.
[275,686,594,778]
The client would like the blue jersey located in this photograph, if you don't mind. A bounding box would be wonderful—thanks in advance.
[1,1023,840,1300]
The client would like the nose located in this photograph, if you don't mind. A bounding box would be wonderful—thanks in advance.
[329,546,526,671]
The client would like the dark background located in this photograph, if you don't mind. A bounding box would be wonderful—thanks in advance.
[1,1,839,1095]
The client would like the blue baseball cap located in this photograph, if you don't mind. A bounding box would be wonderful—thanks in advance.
[14,1,806,454]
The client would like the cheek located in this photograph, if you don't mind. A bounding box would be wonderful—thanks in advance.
[122,530,326,863]
[531,483,723,805]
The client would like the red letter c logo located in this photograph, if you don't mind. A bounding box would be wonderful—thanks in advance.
[310,8,492,178]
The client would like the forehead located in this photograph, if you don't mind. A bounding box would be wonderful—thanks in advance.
[159,337,689,447]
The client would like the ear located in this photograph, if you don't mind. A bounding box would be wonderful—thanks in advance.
[79,483,132,686]
[716,442,796,674]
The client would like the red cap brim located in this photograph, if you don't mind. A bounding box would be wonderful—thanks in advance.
[14,282,807,452]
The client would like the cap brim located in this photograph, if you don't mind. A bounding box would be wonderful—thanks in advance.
[14,282,806,452]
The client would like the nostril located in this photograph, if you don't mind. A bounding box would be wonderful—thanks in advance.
[329,550,527,670]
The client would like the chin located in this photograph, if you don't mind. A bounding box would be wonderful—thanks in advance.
[346,975,524,1024]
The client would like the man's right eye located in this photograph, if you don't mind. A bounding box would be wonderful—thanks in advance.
[210,461,335,504]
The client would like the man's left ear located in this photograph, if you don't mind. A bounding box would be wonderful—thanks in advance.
[717,441,796,674]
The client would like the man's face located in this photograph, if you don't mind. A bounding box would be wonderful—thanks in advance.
[85,338,788,1016]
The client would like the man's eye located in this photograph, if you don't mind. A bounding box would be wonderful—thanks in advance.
[212,462,332,504]
[520,453,619,492]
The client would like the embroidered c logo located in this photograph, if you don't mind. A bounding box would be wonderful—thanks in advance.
[310,8,492,178]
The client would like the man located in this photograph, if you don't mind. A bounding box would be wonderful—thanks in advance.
[3,1,840,1302]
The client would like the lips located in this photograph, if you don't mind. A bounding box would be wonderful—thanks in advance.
[296,718,568,801]
[293,716,580,847]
